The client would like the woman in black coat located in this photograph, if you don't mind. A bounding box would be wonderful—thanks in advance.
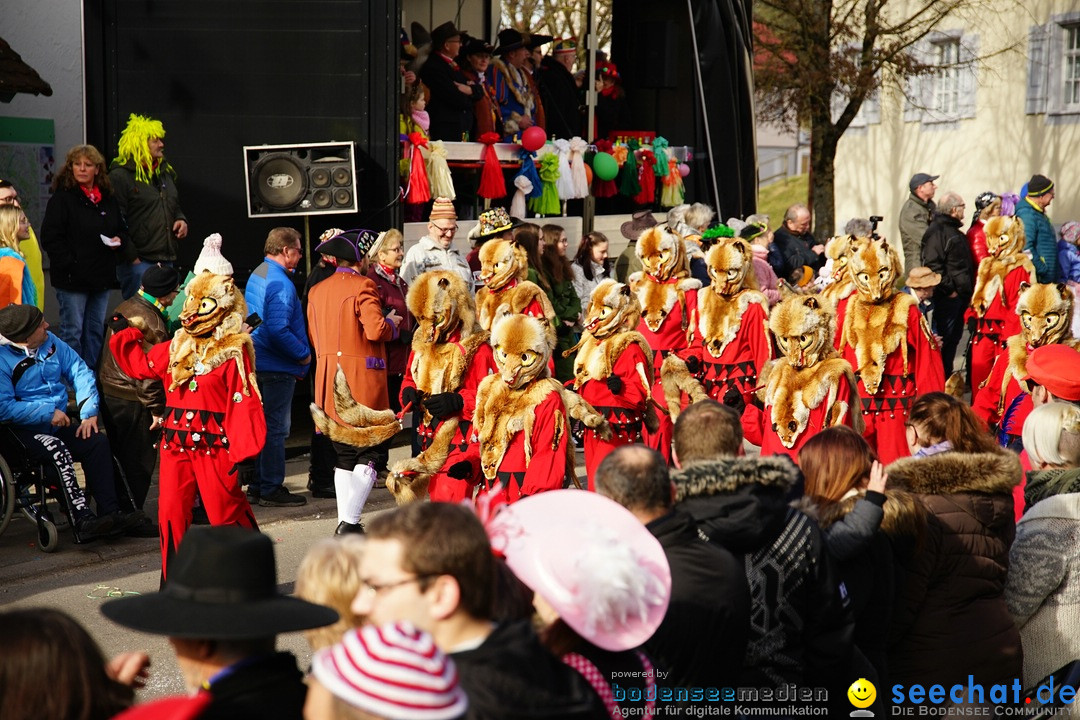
[41,144,129,368]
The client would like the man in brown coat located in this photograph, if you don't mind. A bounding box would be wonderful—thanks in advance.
[307,230,402,535]
[99,264,180,532]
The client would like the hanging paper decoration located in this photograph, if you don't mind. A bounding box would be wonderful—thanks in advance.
[511,175,533,219]
[529,152,561,216]
[634,147,657,206]
[515,149,543,199]
[610,143,629,166]
[660,156,685,207]
[592,140,618,198]
[652,137,670,178]
[568,137,590,198]
[426,140,456,201]
[405,132,431,205]
[477,132,506,200]
[619,139,641,197]
[553,139,575,200]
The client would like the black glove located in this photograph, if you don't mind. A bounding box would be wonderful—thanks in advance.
[556,323,572,338]
[425,392,464,420]
[401,386,418,411]
[447,460,474,480]
[107,313,130,333]
[684,355,701,375]
[966,316,977,334]
[606,374,624,394]
[722,387,746,415]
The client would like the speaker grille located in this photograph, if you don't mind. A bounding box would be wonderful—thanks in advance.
[312,189,333,209]
[333,188,352,207]
[332,167,352,186]
[310,167,331,188]
[252,154,307,209]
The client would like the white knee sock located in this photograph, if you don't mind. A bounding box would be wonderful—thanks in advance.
[347,463,377,523]
[334,467,354,524]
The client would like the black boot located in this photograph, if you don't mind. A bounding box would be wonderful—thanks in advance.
[335,521,365,535]
[307,479,336,498]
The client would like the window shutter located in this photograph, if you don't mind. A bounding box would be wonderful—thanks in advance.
[958,35,979,119]
[1026,24,1050,114]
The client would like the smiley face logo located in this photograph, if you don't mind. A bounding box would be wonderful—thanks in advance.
[848,678,877,709]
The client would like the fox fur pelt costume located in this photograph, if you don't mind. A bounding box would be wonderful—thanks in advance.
[309,367,402,449]
[566,280,658,482]
[966,215,1037,393]
[835,236,944,463]
[660,238,771,420]
[973,282,1080,441]
[628,225,702,459]
[463,306,608,503]
[741,293,862,457]
[384,271,494,504]
[474,237,557,349]
[819,234,856,306]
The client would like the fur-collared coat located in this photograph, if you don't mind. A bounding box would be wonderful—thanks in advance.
[672,456,854,694]
[883,450,1023,689]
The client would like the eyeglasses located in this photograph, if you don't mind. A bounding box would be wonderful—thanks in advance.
[431,223,458,236]
[0,195,18,205]
[285,245,303,256]
[358,574,435,598]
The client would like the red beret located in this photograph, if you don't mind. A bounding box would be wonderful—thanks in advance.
[1022,344,1080,401]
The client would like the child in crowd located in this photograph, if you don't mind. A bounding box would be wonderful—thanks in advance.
[295,536,367,651]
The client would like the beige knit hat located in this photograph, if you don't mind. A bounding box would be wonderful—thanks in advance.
[194,233,234,276]
[429,198,456,223]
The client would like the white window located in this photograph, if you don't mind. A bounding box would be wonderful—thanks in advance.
[1065,24,1080,107]
[933,39,961,116]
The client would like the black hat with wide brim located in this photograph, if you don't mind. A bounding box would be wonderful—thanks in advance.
[315,229,380,262]
[101,527,338,639]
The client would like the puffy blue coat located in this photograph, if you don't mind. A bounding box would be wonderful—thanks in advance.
[244,258,310,376]
[0,332,99,433]
[1016,199,1058,282]
[1058,240,1080,284]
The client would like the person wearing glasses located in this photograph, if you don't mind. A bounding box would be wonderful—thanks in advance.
[244,227,311,507]
[401,198,474,290]
[0,179,45,310]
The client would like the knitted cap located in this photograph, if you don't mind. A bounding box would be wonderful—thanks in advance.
[141,264,181,298]
[1062,221,1080,246]
[430,198,457,223]
[0,304,43,343]
[193,234,234,276]
[311,622,468,720]
[1027,174,1054,197]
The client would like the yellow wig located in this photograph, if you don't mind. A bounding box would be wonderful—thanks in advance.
[113,113,174,183]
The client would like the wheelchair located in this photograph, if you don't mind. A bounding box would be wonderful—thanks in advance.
[0,424,137,552]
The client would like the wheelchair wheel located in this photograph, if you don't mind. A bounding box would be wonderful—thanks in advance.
[0,454,13,536]
[36,515,59,553]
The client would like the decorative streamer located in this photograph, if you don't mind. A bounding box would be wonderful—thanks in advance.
[652,137,670,178]
[426,140,456,201]
[529,152,562,216]
[592,139,618,199]
[660,157,685,207]
[568,137,590,198]
[511,175,533,219]
[477,132,507,199]
[634,147,657,206]
[619,139,641,197]
[515,149,543,199]
[553,139,575,200]
[405,132,431,205]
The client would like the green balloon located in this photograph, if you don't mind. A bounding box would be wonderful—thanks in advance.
[592,152,618,181]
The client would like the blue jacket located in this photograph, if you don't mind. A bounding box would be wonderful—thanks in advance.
[1016,199,1058,282]
[0,332,99,433]
[245,258,310,376]
[1058,240,1080,284]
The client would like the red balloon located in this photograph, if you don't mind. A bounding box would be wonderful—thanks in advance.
[521,126,548,153]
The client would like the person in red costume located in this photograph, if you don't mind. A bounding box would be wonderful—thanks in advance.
[566,279,655,485]
[835,237,944,464]
[629,225,701,461]
[973,282,1080,451]
[385,270,497,505]
[965,213,1036,394]
[739,294,862,460]
[662,235,771,416]
[108,271,265,583]
[966,191,999,265]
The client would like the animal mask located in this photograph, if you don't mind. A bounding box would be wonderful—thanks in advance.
[477,239,528,291]
[705,238,756,296]
[490,305,551,389]
[1018,282,1074,348]
[178,272,246,338]
[406,271,478,343]
[636,226,689,281]
[848,236,900,303]
[769,294,836,368]
[983,215,1027,258]
[581,280,641,340]
[825,235,853,281]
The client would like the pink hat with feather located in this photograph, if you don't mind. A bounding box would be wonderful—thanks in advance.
[484,489,671,652]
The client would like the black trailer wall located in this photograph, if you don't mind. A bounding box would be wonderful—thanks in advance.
[84,0,401,283]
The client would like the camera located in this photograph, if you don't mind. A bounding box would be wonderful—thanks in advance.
[869,215,884,240]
